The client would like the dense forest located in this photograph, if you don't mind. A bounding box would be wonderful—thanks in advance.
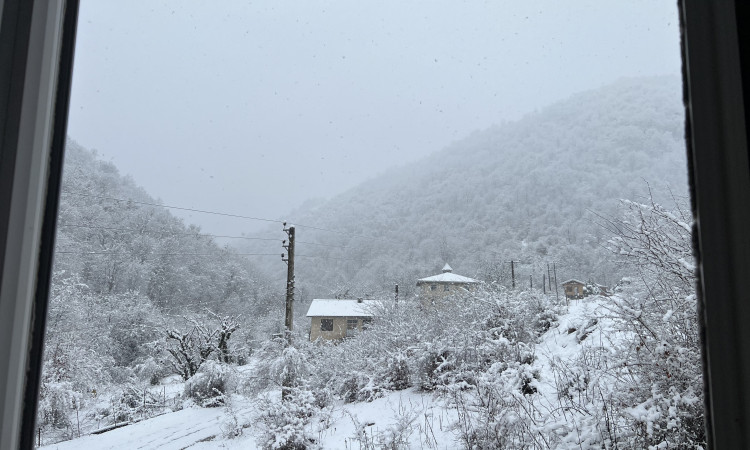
[237,76,688,304]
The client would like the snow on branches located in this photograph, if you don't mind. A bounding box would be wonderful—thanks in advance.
[163,312,241,381]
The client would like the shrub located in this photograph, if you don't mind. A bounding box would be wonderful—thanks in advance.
[37,381,76,429]
[256,388,321,450]
[184,361,234,407]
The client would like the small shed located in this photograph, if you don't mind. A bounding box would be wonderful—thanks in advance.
[306,298,379,341]
[561,279,585,299]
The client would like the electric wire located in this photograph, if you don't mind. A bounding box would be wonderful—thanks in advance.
[54,251,282,257]
[60,191,399,243]
[58,223,352,250]
[296,240,348,249]
[60,191,282,224]
[54,250,362,262]
[58,223,281,242]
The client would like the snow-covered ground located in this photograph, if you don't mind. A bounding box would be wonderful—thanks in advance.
[42,297,613,450]
[40,389,459,450]
[40,398,257,450]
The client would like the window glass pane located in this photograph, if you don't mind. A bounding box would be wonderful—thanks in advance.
[41,1,699,448]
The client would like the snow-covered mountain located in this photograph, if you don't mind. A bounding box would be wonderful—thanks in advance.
[241,76,688,301]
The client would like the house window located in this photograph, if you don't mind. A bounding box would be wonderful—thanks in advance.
[346,319,358,330]
[320,319,333,332]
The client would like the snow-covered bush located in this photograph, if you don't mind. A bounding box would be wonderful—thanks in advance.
[220,393,245,439]
[184,361,235,407]
[37,381,77,430]
[134,356,169,385]
[251,337,310,392]
[542,192,705,448]
[382,352,411,391]
[601,195,703,447]
[256,388,321,450]
[450,365,543,450]
[163,313,241,381]
[347,401,419,450]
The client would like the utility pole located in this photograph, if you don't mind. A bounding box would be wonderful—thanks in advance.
[543,274,547,294]
[547,262,552,292]
[529,275,533,289]
[553,262,562,305]
[511,260,516,289]
[282,223,295,343]
[395,284,399,305]
[281,224,295,402]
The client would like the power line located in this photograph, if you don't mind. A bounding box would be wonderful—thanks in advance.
[60,192,282,224]
[58,223,282,242]
[59,224,352,249]
[61,191,395,243]
[54,251,282,257]
[59,224,356,251]
[296,240,348,249]
[292,223,391,241]
[295,254,366,262]
[53,250,362,262]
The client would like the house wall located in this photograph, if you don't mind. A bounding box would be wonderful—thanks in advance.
[564,283,584,298]
[309,316,367,341]
[418,282,477,307]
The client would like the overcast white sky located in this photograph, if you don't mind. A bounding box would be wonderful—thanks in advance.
[67,0,681,236]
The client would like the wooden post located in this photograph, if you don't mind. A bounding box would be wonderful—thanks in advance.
[547,262,552,291]
[281,224,296,401]
[511,260,515,289]
[529,275,532,289]
[543,274,546,294]
[282,224,295,343]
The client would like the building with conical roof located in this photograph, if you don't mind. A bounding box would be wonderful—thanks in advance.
[417,264,480,306]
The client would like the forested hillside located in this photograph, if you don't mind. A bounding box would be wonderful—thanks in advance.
[240,76,688,301]
[39,142,282,443]
[55,141,277,316]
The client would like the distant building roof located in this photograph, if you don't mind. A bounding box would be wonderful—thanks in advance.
[442,263,453,273]
[417,272,479,284]
[306,299,380,317]
[561,279,586,285]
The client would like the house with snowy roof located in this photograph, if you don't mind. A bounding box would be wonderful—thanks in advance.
[417,264,480,306]
[561,279,585,299]
[306,298,379,341]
